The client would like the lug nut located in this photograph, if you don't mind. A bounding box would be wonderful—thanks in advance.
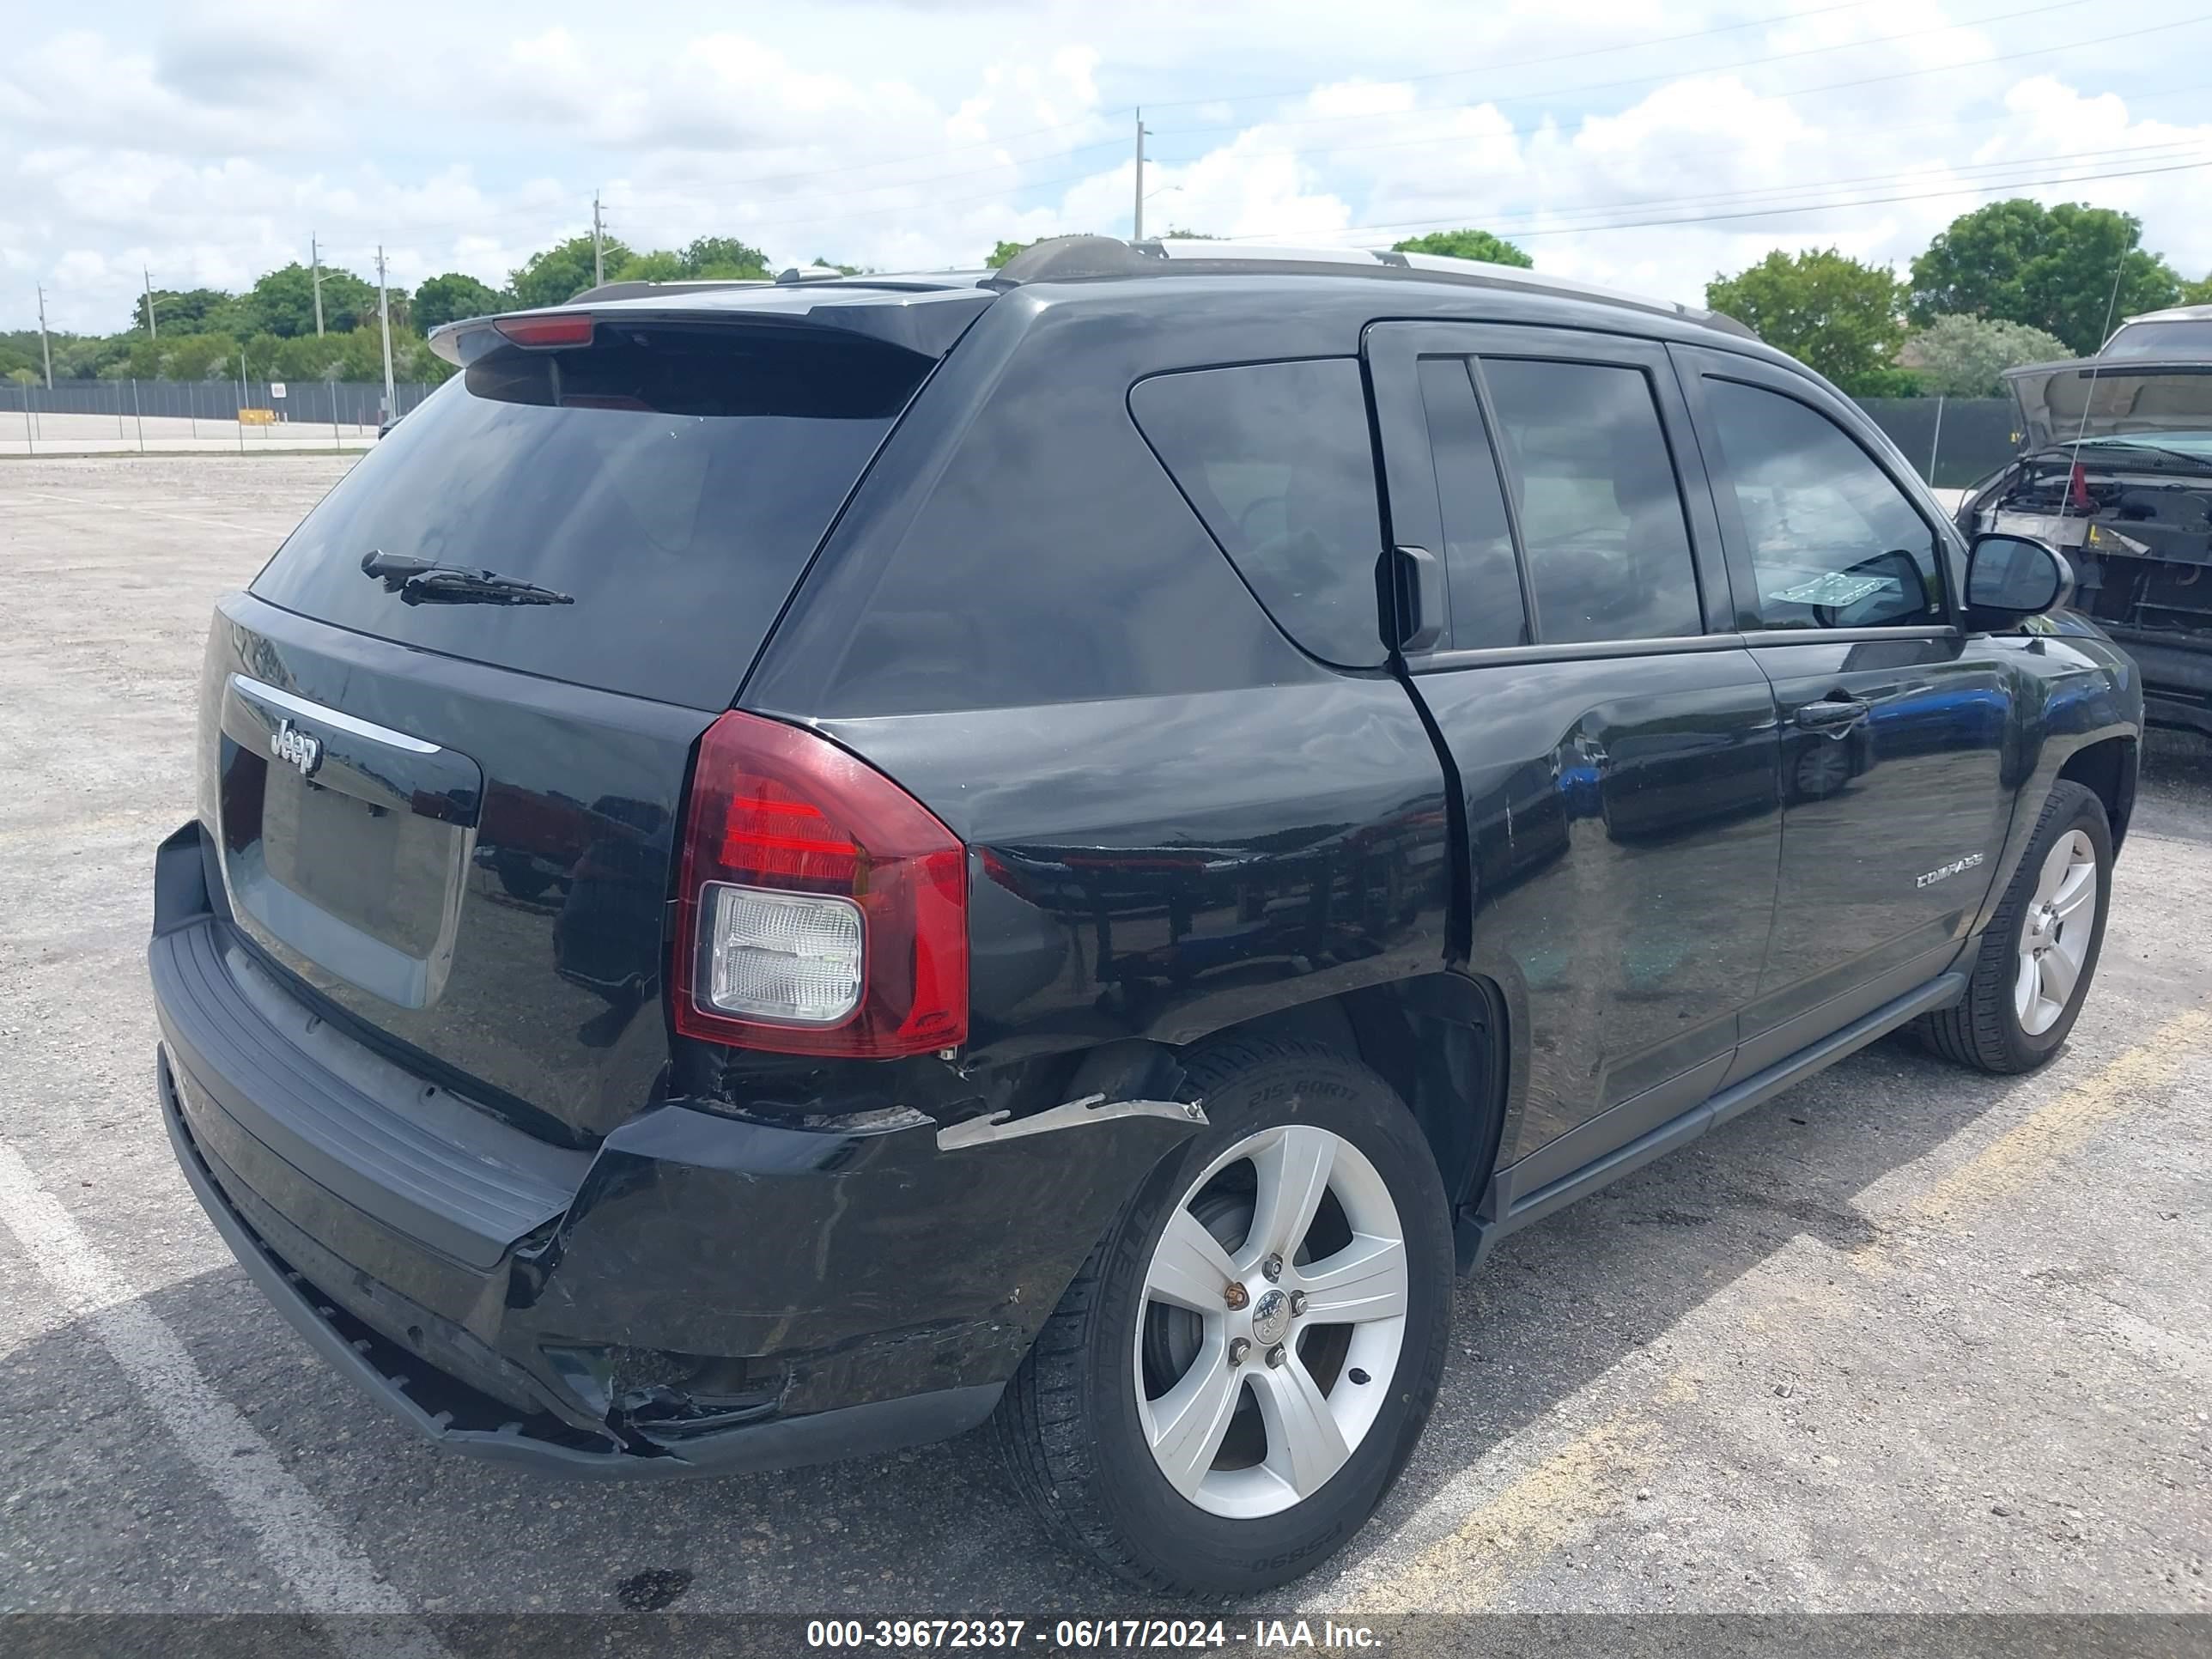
[1289,1290,1308,1316]
[1224,1281,1249,1310]
[1227,1337,1251,1365]
[1266,1344,1287,1368]
[1261,1253,1284,1283]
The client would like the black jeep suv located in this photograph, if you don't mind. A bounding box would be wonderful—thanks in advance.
[150,237,2142,1595]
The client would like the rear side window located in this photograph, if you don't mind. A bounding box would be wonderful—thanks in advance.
[1130,359,1386,668]
[1415,356,1527,650]
[1479,358,1703,644]
[1700,379,1943,630]
[252,324,929,710]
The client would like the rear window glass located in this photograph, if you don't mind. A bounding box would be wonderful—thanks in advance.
[2101,319,2212,360]
[1129,358,1386,667]
[251,324,928,709]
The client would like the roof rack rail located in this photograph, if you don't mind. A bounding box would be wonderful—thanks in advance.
[985,234,1756,340]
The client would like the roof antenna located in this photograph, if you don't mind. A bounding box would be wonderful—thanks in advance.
[2056,224,2137,530]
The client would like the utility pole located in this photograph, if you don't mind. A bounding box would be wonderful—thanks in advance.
[592,191,605,286]
[35,284,52,389]
[375,245,397,423]
[1133,111,1148,243]
[311,234,325,337]
[143,267,157,338]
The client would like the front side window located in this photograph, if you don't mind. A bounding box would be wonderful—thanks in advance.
[1130,358,1386,668]
[1702,379,1943,630]
[1478,358,1704,644]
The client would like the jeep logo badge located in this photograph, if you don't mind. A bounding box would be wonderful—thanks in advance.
[269,718,324,779]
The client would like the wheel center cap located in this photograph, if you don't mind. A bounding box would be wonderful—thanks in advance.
[1250,1287,1290,1344]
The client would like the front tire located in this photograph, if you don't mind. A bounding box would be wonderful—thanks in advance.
[991,1038,1453,1595]
[1919,781,2112,1073]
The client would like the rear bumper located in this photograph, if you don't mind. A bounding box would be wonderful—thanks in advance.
[149,820,1197,1477]
[158,1050,998,1476]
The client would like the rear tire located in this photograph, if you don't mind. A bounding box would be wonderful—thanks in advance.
[990,1037,1453,1595]
[1918,781,2112,1074]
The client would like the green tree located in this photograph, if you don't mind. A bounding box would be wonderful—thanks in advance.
[1391,228,1534,269]
[611,249,689,283]
[1706,248,1906,392]
[412,272,506,333]
[1905,314,2070,398]
[137,287,248,337]
[985,238,1036,269]
[809,255,862,276]
[684,235,770,277]
[508,235,630,309]
[242,263,379,337]
[2179,271,2212,307]
[1908,200,2182,356]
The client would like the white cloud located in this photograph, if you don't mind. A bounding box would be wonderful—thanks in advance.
[4,0,2209,333]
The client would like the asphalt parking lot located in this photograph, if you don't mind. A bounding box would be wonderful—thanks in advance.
[2,455,2208,1637]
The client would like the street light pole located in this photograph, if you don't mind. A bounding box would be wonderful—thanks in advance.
[311,234,325,337]
[1133,111,1148,243]
[143,268,157,339]
[375,245,397,424]
[35,284,52,389]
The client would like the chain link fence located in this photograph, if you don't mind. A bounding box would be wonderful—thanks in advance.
[3,377,440,455]
[8,376,2023,484]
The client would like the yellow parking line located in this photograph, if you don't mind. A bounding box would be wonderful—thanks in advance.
[1908,1007,2212,1226]
[1349,1393,1668,1613]
[1358,1008,2212,1610]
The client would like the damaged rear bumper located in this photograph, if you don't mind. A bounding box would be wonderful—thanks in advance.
[158,1054,1000,1476]
[149,821,1199,1477]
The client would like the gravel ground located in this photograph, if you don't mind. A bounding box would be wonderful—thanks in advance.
[0,456,2206,1644]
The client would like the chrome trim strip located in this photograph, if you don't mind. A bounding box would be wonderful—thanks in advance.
[228,674,441,755]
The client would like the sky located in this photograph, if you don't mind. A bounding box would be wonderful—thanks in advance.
[3,0,2210,336]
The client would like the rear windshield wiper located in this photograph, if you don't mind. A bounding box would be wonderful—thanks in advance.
[359,549,575,607]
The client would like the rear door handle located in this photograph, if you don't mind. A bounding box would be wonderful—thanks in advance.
[1382,544,1446,654]
[1796,698,1871,730]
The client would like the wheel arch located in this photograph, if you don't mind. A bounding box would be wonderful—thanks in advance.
[2055,735,2137,854]
[1174,971,1510,1271]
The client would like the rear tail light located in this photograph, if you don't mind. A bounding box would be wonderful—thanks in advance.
[672,712,968,1057]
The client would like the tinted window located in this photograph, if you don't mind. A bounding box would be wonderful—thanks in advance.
[252,324,927,710]
[1702,379,1943,630]
[1416,357,1527,650]
[1131,359,1386,667]
[1479,358,1702,644]
[2102,319,2212,360]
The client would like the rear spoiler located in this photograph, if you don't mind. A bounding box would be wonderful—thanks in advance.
[428,285,997,368]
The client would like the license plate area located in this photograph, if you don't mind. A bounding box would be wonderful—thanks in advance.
[217,676,483,1009]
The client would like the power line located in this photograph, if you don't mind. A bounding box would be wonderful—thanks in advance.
[1133,0,1888,113]
[607,3,2185,223]
[1148,0,2104,140]
[1239,152,2212,246]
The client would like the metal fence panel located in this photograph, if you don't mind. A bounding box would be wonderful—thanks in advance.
[1852,397,2021,489]
[9,378,437,427]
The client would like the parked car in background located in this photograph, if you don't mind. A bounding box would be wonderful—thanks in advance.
[2097,301,2212,362]
[1957,350,2212,734]
[151,238,2140,1595]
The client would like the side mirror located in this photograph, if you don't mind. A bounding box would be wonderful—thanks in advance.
[1964,533,2071,631]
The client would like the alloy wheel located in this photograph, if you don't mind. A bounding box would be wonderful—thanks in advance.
[1133,1124,1409,1519]
[2015,828,2099,1037]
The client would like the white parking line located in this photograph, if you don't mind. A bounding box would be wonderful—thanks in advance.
[4,490,274,534]
[0,1136,451,1657]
